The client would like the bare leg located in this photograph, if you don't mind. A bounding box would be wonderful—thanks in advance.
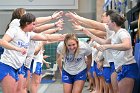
[104,83,109,93]
[16,74,27,93]
[92,77,95,91]
[111,72,119,93]
[118,78,134,93]
[30,74,41,93]
[72,80,85,93]
[91,72,100,93]
[99,76,104,93]
[108,83,114,93]
[26,70,31,92]
[1,74,17,93]
[87,72,94,91]
[63,83,73,93]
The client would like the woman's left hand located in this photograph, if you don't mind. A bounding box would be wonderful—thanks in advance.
[96,45,107,52]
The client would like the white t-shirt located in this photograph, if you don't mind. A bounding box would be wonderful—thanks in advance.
[9,19,20,27]
[89,41,99,60]
[111,28,136,69]
[104,24,115,63]
[102,51,110,67]
[24,40,36,68]
[89,41,110,67]
[7,19,37,69]
[0,26,35,69]
[88,41,98,66]
[32,41,44,73]
[33,41,43,64]
[57,41,92,75]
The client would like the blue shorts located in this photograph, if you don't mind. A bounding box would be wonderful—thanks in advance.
[32,62,42,75]
[62,69,87,84]
[30,59,34,73]
[103,67,111,83]
[94,61,103,76]
[18,65,29,78]
[117,63,139,81]
[89,65,94,78]
[0,62,19,81]
[109,62,115,73]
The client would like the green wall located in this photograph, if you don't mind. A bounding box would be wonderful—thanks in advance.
[43,42,59,68]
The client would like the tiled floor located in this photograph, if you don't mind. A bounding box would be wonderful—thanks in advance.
[46,83,90,93]
[38,80,90,93]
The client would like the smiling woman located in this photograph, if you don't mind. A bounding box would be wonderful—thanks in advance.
[56,33,92,93]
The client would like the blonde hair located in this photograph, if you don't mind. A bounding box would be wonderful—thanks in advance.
[62,33,79,58]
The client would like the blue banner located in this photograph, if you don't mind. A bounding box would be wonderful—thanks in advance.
[103,0,112,11]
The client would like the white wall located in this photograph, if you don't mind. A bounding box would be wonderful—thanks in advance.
[0,0,78,9]
[0,0,96,36]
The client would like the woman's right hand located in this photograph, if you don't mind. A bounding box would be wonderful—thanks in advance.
[16,47,27,55]
[65,11,78,19]
[52,11,64,20]
[54,18,64,28]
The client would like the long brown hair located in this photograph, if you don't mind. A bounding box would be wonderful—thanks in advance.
[5,8,26,31]
[109,13,126,27]
[62,33,80,58]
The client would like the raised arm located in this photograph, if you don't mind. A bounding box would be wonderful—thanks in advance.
[86,28,106,38]
[42,40,61,45]
[65,12,106,31]
[36,11,64,24]
[31,33,66,42]
[96,38,131,52]
[81,28,110,45]
[72,22,106,38]
[42,27,62,34]
[34,23,56,33]
[34,19,64,33]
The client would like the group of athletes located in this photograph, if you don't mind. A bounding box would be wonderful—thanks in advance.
[0,8,139,93]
